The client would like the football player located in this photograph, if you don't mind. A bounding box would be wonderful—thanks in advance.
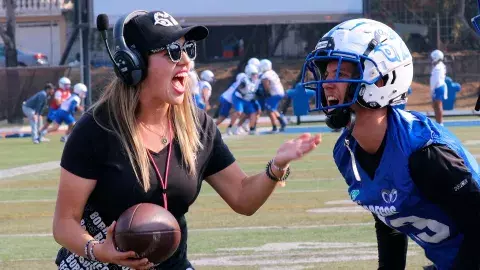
[231,64,259,135]
[302,18,480,269]
[39,76,71,141]
[198,70,215,111]
[47,83,87,142]
[430,49,447,126]
[216,73,247,132]
[258,59,287,132]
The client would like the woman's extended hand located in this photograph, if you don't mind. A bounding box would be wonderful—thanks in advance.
[273,133,322,168]
[94,221,154,270]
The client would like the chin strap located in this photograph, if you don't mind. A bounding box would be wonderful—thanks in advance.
[325,107,352,129]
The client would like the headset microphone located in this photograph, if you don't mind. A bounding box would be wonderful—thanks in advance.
[96,14,117,67]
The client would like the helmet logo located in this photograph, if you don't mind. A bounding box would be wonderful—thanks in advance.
[315,37,335,51]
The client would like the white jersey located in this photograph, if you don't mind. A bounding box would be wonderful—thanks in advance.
[189,71,200,95]
[221,80,241,103]
[54,89,63,100]
[234,78,256,101]
[261,70,284,96]
[253,76,261,91]
[430,62,446,92]
[198,80,212,102]
[60,94,81,113]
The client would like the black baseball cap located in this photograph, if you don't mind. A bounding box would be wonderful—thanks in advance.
[124,11,209,56]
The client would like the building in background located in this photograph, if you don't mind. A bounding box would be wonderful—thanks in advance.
[0,0,72,66]
[91,0,363,62]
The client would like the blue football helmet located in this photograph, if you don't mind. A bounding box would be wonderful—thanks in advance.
[301,18,413,115]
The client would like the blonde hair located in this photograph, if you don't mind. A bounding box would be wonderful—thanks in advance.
[92,75,202,191]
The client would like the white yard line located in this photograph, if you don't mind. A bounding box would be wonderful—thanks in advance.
[0,222,374,238]
[0,199,56,203]
[324,200,356,205]
[189,223,374,232]
[0,188,333,203]
[0,161,60,180]
[200,189,331,197]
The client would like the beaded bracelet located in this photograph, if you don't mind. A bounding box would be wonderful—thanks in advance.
[88,240,102,261]
[84,239,96,260]
[265,159,290,182]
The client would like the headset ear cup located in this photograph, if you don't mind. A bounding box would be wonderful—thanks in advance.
[113,51,134,86]
[114,50,145,86]
[111,61,126,83]
[130,48,146,85]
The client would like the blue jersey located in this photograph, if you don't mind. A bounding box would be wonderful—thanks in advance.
[333,107,480,269]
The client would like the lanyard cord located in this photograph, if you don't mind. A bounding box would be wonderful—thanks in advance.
[146,120,173,211]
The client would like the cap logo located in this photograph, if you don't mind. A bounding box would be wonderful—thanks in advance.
[153,11,179,27]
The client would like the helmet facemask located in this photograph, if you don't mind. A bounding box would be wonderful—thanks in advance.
[302,48,382,115]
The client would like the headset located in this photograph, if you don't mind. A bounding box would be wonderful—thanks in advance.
[97,10,148,86]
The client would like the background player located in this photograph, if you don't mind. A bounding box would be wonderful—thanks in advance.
[46,83,87,142]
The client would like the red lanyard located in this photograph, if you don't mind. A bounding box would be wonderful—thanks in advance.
[146,121,173,211]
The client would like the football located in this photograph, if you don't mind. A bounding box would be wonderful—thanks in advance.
[114,203,181,264]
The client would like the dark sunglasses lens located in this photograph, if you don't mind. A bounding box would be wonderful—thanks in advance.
[185,42,196,60]
[168,43,182,61]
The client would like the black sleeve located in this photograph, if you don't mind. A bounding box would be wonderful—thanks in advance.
[203,127,236,178]
[60,112,104,180]
[373,214,408,270]
[409,144,480,270]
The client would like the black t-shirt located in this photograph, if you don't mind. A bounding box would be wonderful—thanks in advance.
[355,136,480,270]
[55,107,235,270]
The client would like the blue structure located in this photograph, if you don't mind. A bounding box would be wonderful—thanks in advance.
[443,76,462,111]
[286,83,315,116]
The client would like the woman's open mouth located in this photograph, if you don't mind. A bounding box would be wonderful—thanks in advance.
[172,72,188,94]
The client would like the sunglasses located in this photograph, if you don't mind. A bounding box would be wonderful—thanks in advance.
[149,40,196,63]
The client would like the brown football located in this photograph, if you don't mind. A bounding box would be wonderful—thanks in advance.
[114,203,181,264]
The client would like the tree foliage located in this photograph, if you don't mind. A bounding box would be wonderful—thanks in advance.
[370,0,480,51]
[0,0,18,67]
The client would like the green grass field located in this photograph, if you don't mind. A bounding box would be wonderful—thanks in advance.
[1,124,480,270]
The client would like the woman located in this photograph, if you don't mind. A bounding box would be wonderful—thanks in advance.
[52,10,321,270]
[302,18,480,269]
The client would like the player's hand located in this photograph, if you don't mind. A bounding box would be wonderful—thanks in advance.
[94,221,154,270]
[273,133,322,168]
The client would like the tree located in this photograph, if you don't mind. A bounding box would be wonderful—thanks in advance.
[0,0,18,67]
[450,0,480,49]
[369,0,480,51]
[0,0,22,124]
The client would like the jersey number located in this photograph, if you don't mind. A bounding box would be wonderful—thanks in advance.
[378,215,450,244]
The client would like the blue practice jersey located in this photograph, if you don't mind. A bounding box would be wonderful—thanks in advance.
[333,107,480,269]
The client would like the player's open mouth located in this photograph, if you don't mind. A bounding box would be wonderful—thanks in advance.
[327,95,340,106]
[171,72,188,94]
